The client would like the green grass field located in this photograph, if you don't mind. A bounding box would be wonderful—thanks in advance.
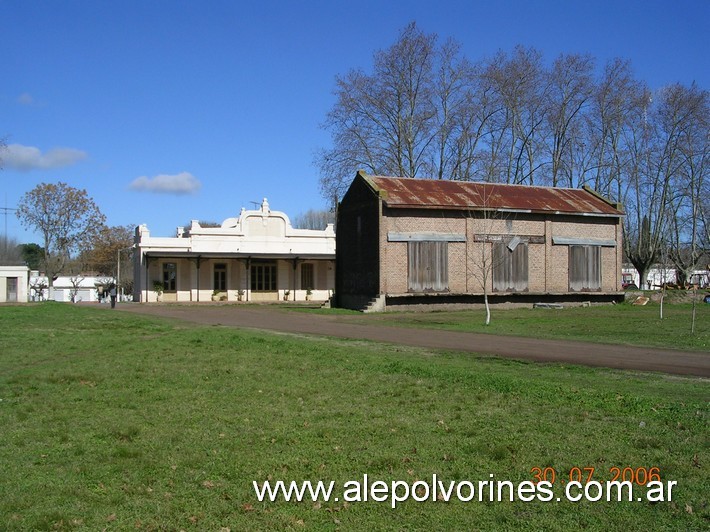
[0,303,708,530]
[344,301,710,351]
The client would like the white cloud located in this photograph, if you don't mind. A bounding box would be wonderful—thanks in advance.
[3,143,88,171]
[129,172,201,195]
[17,92,35,105]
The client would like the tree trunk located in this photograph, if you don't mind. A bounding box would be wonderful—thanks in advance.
[43,243,54,289]
[634,264,649,290]
[484,291,491,325]
[629,251,658,291]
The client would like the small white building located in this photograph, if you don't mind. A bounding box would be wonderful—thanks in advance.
[28,272,115,302]
[622,264,709,289]
[52,275,114,303]
[0,265,29,303]
[133,199,336,303]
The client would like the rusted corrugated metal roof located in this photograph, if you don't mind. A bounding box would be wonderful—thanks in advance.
[363,174,624,216]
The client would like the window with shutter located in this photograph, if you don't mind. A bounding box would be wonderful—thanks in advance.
[493,242,529,292]
[407,241,448,292]
[569,245,601,291]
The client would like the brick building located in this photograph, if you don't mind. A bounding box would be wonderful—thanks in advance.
[336,171,624,311]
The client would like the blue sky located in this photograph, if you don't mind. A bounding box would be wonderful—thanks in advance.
[2,0,708,242]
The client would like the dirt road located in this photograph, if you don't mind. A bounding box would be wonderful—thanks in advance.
[117,304,709,378]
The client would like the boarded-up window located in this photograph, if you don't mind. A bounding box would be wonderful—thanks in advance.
[493,242,528,292]
[569,245,601,291]
[408,241,448,292]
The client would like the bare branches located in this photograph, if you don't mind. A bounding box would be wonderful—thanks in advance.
[292,209,335,230]
[317,22,465,199]
[664,84,710,283]
[318,30,640,197]
[545,53,595,187]
[0,235,24,264]
[320,24,708,286]
[623,83,709,287]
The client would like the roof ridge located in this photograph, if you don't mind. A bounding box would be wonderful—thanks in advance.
[369,175,595,193]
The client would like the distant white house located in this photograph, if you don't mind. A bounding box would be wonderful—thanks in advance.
[622,264,709,289]
[29,272,115,303]
[0,265,29,303]
[133,198,336,303]
[52,275,115,302]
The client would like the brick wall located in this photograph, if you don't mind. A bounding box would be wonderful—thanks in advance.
[378,209,622,297]
[381,209,466,294]
[549,216,620,293]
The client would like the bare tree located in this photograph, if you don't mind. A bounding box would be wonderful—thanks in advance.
[317,23,465,199]
[624,84,709,288]
[68,274,85,303]
[476,54,510,183]
[318,22,436,185]
[318,25,709,289]
[0,235,23,264]
[544,53,595,187]
[622,86,662,288]
[700,190,710,255]
[29,276,48,301]
[183,220,221,229]
[16,182,105,288]
[429,39,482,181]
[587,59,645,201]
[464,185,517,325]
[485,46,549,185]
[469,212,494,326]
[665,84,709,285]
[292,209,335,230]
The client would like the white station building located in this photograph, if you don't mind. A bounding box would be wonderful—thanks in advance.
[133,199,336,303]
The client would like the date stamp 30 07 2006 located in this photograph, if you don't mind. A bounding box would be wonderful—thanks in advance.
[530,466,663,486]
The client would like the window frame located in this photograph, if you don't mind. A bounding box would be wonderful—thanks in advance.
[300,263,314,290]
[250,261,277,292]
[162,262,177,292]
[213,263,227,292]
